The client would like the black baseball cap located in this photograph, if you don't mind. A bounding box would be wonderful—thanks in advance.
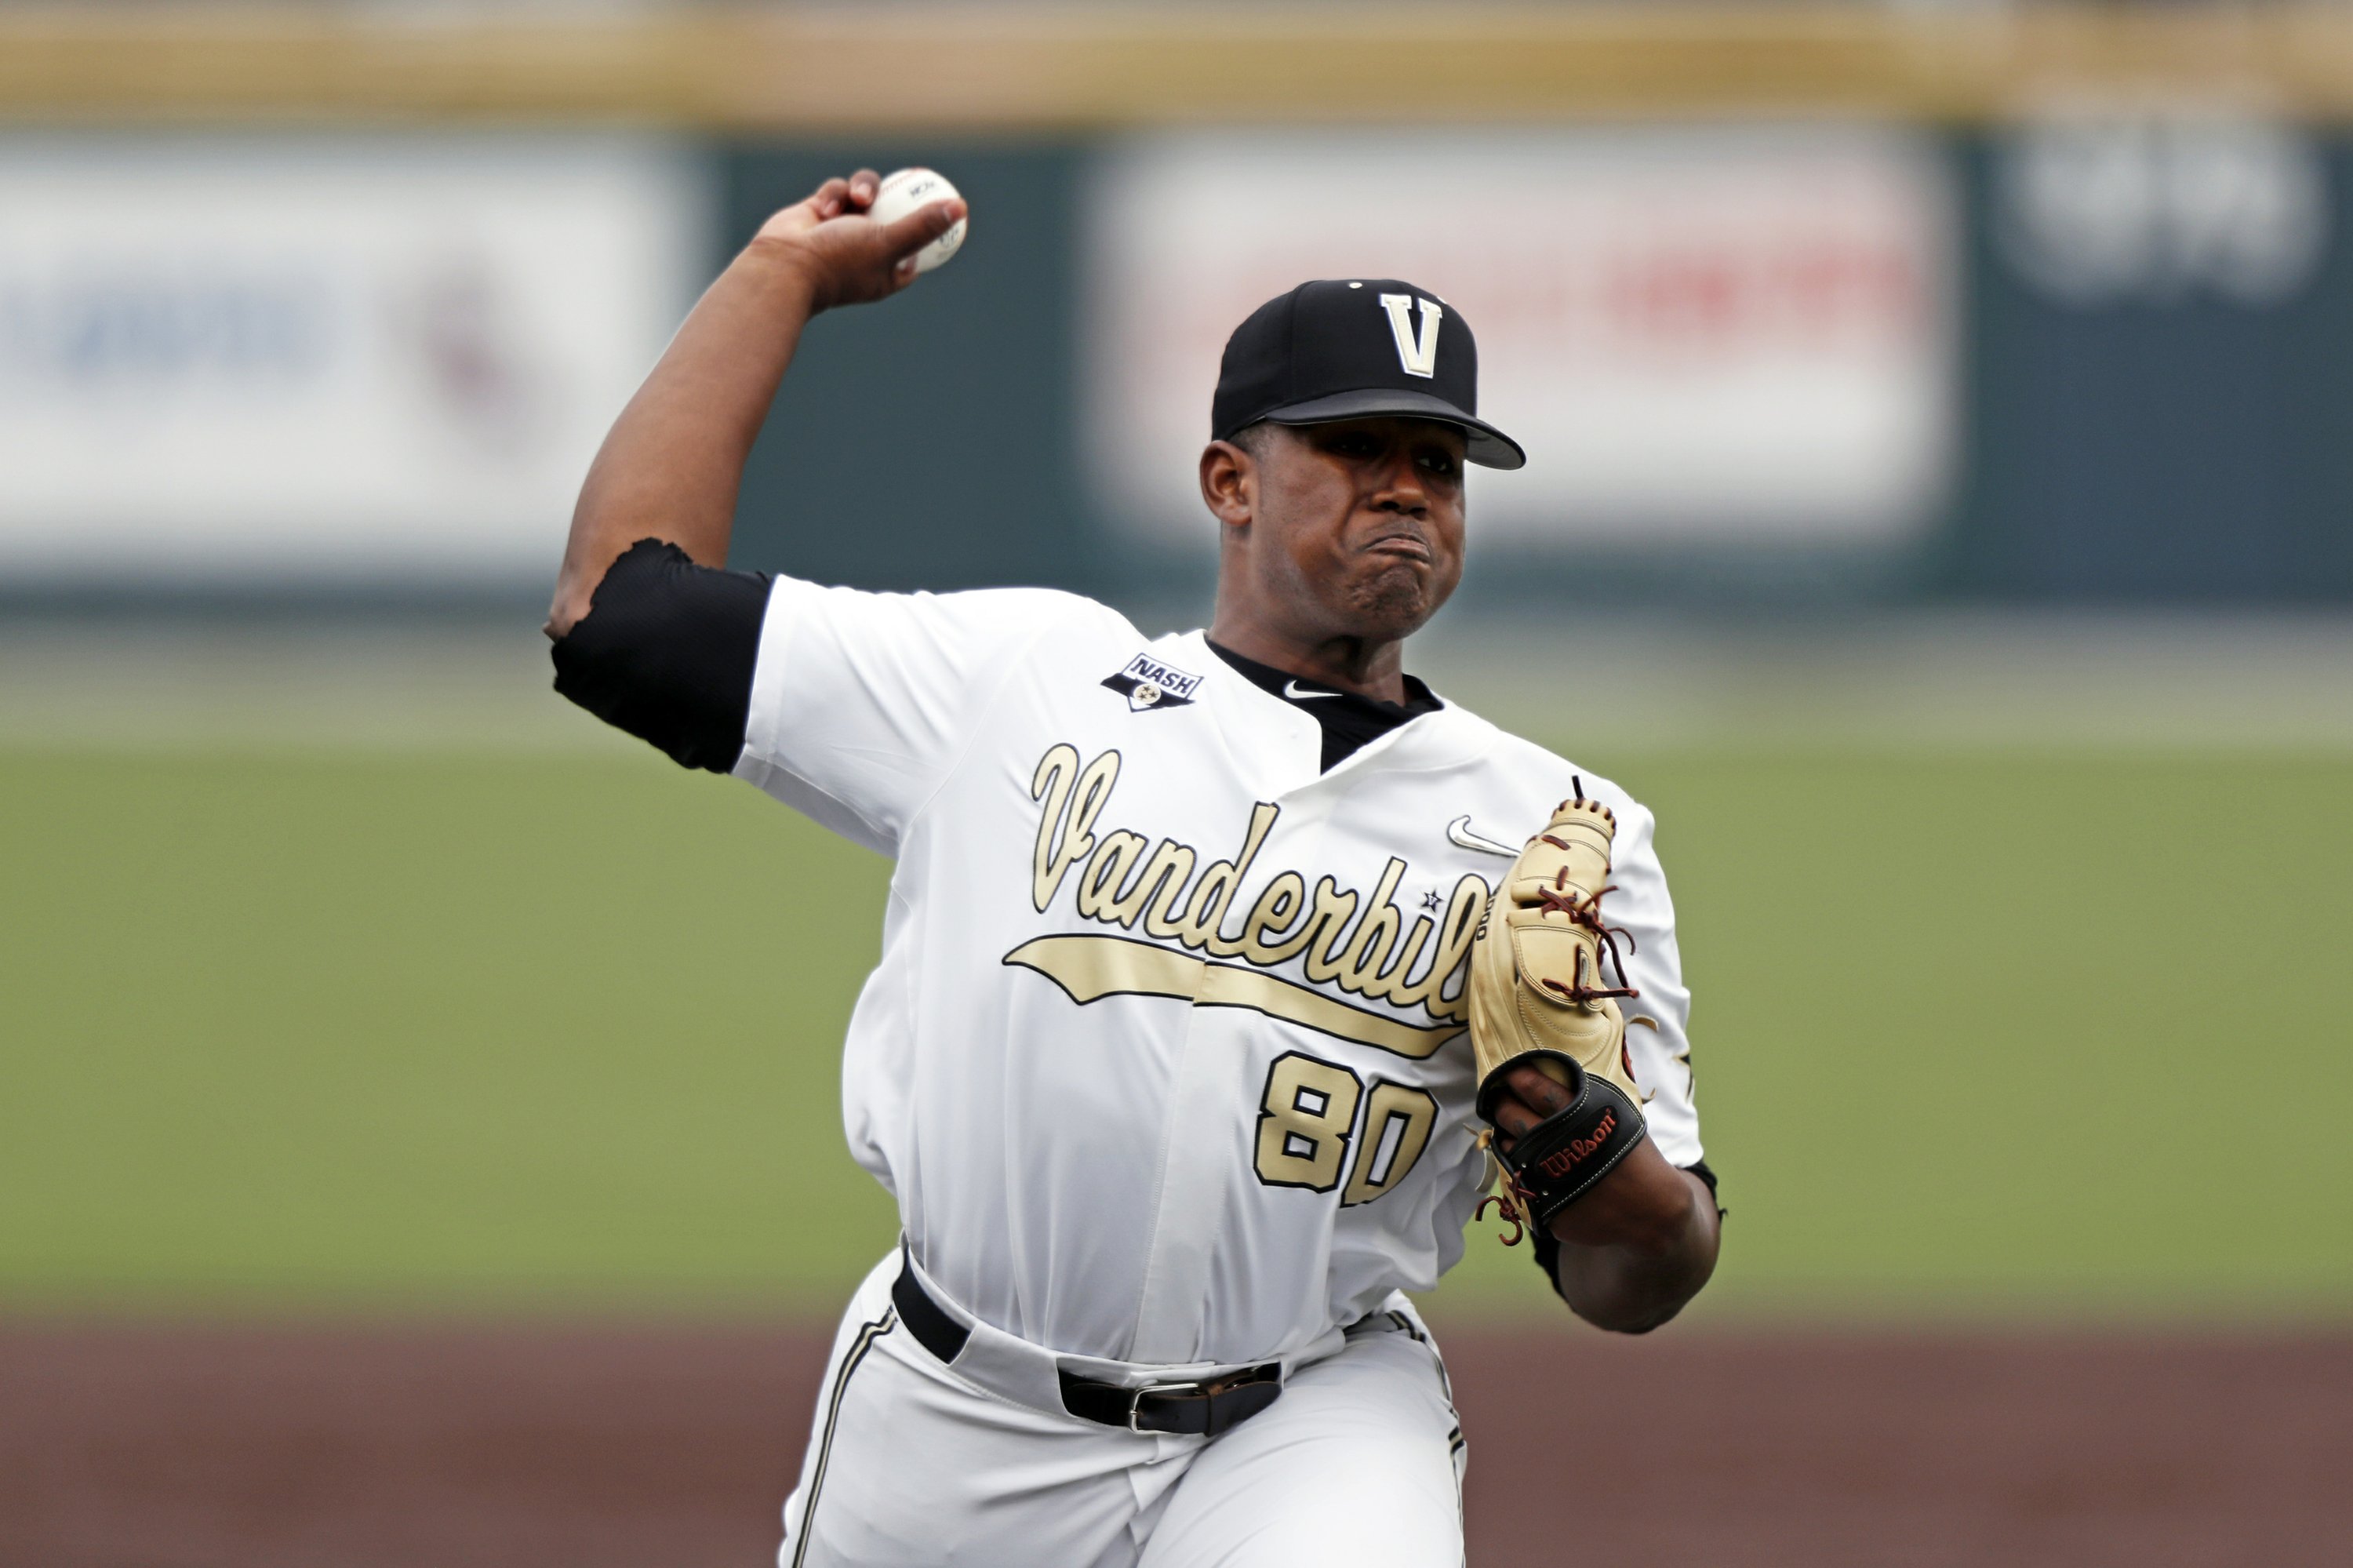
[1210,278,1525,470]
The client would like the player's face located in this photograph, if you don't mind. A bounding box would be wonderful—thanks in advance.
[1249,418,1468,643]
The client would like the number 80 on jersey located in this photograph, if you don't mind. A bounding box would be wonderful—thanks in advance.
[1255,1051,1438,1206]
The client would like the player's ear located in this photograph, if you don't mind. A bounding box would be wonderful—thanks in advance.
[1200,440,1255,533]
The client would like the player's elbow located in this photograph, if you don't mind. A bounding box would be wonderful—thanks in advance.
[544,585,589,642]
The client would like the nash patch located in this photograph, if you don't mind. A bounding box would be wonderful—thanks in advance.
[1101,652,1203,713]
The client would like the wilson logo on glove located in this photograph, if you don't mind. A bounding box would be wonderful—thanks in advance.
[1535,1109,1619,1181]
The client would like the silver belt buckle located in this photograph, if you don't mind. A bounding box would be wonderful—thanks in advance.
[1126,1380,1202,1434]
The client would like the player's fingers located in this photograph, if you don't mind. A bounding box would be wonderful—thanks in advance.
[846,169,882,211]
[1505,1063,1573,1119]
[878,197,966,261]
[1490,1092,1541,1143]
[808,176,852,220]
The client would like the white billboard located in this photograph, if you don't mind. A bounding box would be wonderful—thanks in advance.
[0,135,710,582]
[1082,129,1956,551]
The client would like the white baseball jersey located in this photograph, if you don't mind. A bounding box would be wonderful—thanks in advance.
[734,579,1703,1367]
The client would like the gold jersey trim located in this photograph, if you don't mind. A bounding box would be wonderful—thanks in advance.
[1003,933,1467,1060]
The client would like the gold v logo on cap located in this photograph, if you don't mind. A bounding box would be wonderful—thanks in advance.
[1377,294,1442,379]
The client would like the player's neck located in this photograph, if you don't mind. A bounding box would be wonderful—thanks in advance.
[1202,619,1408,705]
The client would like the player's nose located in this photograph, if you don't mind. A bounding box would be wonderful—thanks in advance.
[1358,444,1423,504]
[1368,468,1430,517]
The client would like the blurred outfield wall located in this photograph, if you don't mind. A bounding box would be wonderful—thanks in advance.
[0,5,2349,606]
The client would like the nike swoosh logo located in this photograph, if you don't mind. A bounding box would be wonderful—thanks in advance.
[1283,679,1342,700]
[1446,816,1520,857]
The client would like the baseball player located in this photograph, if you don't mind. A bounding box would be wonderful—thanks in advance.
[547,170,1719,1566]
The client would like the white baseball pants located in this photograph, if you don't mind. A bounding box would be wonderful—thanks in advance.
[778,1251,1467,1568]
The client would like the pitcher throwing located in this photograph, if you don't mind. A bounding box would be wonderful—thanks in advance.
[546,169,1721,1567]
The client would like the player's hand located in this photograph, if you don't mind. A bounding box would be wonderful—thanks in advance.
[750,169,966,314]
[1490,1064,1697,1253]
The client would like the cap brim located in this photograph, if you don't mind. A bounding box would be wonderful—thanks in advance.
[1255,388,1526,471]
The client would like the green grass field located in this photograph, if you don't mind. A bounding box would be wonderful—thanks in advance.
[5,745,2348,1320]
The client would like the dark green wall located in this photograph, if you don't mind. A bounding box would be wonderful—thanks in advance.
[720,143,1100,595]
[1947,140,2353,602]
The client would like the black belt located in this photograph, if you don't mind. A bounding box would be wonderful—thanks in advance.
[1054,1362,1283,1436]
[891,1251,1284,1437]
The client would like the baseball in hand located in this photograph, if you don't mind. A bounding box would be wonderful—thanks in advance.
[872,168,968,275]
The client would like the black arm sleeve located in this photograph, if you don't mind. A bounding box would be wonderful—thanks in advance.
[1528,1159,1721,1301]
[549,538,772,773]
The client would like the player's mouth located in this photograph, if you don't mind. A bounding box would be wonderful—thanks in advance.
[1361,529,1433,566]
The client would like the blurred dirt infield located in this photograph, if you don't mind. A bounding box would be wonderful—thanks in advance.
[9,1325,2349,1567]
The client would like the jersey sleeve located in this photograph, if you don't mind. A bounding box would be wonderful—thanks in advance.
[729,577,1096,856]
[1598,790,1705,1170]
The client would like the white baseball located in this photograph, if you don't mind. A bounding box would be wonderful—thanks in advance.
[871,167,968,275]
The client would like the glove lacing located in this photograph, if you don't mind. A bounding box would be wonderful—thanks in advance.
[1471,1132,1540,1248]
[1531,864,1640,1004]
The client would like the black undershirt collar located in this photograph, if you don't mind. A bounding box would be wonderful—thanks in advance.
[1206,639,1442,771]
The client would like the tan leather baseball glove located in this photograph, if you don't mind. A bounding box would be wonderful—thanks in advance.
[1467,787,1649,1242]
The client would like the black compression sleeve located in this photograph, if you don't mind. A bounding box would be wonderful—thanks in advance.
[550,538,772,773]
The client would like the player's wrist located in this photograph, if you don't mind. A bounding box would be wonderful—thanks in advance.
[1544,1138,1696,1255]
[739,235,834,315]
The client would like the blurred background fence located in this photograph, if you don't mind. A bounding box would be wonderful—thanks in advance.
[5,4,2353,608]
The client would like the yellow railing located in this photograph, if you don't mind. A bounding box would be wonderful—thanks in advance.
[5,5,2353,128]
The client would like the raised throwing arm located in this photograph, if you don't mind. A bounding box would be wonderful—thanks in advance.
[545,169,966,638]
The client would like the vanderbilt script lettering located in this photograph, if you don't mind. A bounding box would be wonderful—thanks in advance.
[1027,744,1485,1024]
